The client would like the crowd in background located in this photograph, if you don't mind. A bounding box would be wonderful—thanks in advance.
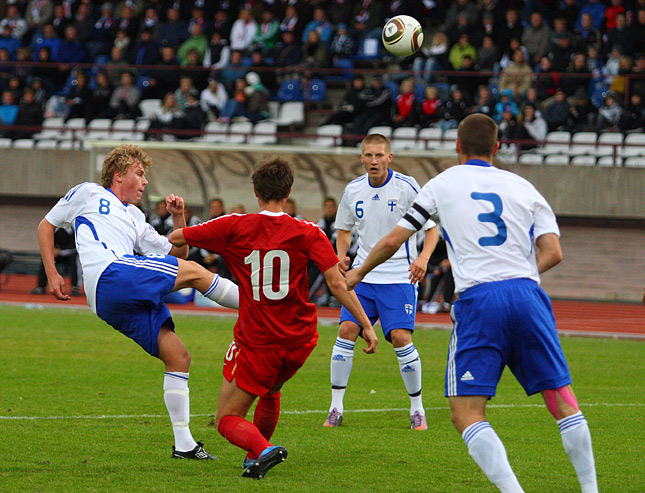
[1,0,645,141]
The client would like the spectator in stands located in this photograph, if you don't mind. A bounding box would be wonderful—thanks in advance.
[32,226,80,296]
[6,75,22,102]
[174,75,194,111]
[413,31,450,83]
[392,78,418,128]
[242,71,270,123]
[178,23,208,65]
[443,0,478,33]
[89,70,114,120]
[30,77,47,107]
[534,55,559,102]
[477,0,503,27]
[211,9,232,40]
[498,37,528,71]
[453,55,484,102]
[115,4,139,40]
[274,29,302,67]
[64,70,92,121]
[567,87,598,132]
[187,5,209,37]
[203,31,230,69]
[543,88,571,131]
[284,198,304,220]
[449,12,474,46]
[13,87,43,138]
[586,45,603,75]
[448,32,477,70]
[31,24,61,62]
[217,77,248,122]
[522,12,552,66]
[89,3,116,57]
[477,35,500,72]
[330,23,355,59]
[521,103,547,148]
[216,49,246,95]
[605,0,626,31]
[469,84,496,118]
[129,28,161,66]
[200,77,227,120]
[150,45,180,99]
[499,48,533,98]
[148,199,172,236]
[175,89,207,138]
[496,9,523,53]
[498,105,530,143]
[631,9,645,56]
[138,7,160,39]
[560,53,591,97]
[279,5,303,40]
[349,73,392,137]
[301,29,329,72]
[0,5,29,42]
[437,87,469,133]
[229,9,257,54]
[73,3,94,44]
[55,24,87,66]
[574,13,602,53]
[104,45,128,87]
[158,8,188,48]
[492,88,518,123]
[33,47,60,92]
[619,93,645,131]
[557,0,580,32]
[0,90,18,134]
[113,28,132,54]
[576,0,606,31]
[302,7,333,48]
[609,55,633,98]
[109,70,141,119]
[602,46,622,87]
[51,4,69,38]
[324,75,365,127]
[181,48,208,90]
[522,85,543,113]
[149,91,183,138]
[26,0,55,33]
[628,54,645,99]
[594,91,624,132]
[605,13,632,57]
[473,12,496,48]
[252,9,279,56]
[418,85,443,128]
[0,25,19,59]
[248,48,276,94]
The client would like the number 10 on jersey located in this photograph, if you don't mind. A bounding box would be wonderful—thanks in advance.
[244,250,291,301]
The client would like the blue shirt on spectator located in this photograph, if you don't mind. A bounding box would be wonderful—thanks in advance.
[31,32,61,61]
[0,103,18,125]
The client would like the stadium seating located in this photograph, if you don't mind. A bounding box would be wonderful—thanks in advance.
[275,79,304,102]
[138,99,162,120]
[439,128,458,150]
[624,156,645,168]
[309,124,343,147]
[619,133,645,157]
[595,132,624,156]
[35,139,58,149]
[60,118,86,140]
[110,119,137,140]
[571,155,597,166]
[567,132,597,155]
[226,121,253,144]
[195,121,228,143]
[519,153,544,165]
[0,138,12,148]
[416,127,443,150]
[544,154,570,166]
[537,131,571,155]
[306,79,327,102]
[597,155,622,167]
[268,101,280,120]
[248,121,278,145]
[390,127,418,150]
[32,117,64,141]
[12,139,35,149]
[134,119,151,140]
[367,125,392,139]
[85,119,112,140]
[274,102,305,127]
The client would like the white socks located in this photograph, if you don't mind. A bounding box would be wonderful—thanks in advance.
[558,412,598,493]
[329,337,355,413]
[163,371,197,452]
[395,343,424,416]
[203,275,239,309]
[462,421,524,493]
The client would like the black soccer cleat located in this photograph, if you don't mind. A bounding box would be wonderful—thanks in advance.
[241,446,288,479]
[171,441,217,460]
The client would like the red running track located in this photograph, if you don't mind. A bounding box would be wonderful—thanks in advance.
[1,275,643,340]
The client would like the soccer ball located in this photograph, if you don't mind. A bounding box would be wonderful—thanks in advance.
[382,15,424,57]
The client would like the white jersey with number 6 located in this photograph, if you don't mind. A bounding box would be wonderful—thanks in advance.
[397,161,559,294]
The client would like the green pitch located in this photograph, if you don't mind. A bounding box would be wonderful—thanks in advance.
[1,305,643,492]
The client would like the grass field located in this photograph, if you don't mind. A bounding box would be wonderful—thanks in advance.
[1,304,643,492]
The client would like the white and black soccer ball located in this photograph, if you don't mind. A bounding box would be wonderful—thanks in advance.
[382,15,424,57]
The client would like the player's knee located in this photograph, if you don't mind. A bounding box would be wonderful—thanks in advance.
[544,386,579,420]
[338,322,360,340]
[390,329,412,348]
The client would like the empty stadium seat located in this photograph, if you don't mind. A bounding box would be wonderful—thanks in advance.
[390,127,418,150]
[544,154,570,165]
[32,117,64,140]
[306,79,327,102]
[624,156,645,168]
[519,153,544,165]
[134,119,151,140]
[12,139,35,149]
[309,124,343,147]
[248,121,278,145]
[367,125,393,139]
[226,121,253,144]
[619,133,645,157]
[439,128,458,150]
[268,101,280,120]
[275,79,304,102]
[0,138,12,148]
[110,119,136,140]
[195,121,228,143]
[274,102,305,127]
[537,131,571,155]
[597,155,622,167]
[35,139,58,149]
[416,127,443,150]
[60,118,86,140]
[567,131,597,155]
[595,132,624,156]
[138,99,162,120]
[571,155,596,166]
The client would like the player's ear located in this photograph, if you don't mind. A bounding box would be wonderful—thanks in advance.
[456,139,462,154]
[492,140,500,156]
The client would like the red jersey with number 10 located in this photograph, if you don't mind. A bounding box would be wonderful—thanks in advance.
[182,211,339,351]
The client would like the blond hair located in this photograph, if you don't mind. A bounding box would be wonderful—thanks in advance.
[361,133,391,154]
[100,144,152,188]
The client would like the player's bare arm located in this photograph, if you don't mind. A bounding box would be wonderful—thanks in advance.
[335,229,352,275]
[323,264,378,354]
[346,225,415,290]
[37,218,70,301]
[166,194,189,258]
[535,233,563,274]
[409,226,438,284]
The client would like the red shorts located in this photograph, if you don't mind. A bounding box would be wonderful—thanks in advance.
[222,336,318,397]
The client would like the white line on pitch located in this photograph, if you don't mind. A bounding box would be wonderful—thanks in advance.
[1,402,642,421]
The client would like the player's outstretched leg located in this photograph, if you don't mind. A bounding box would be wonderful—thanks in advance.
[544,387,598,493]
[175,260,239,309]
[242,445,288,479]
[392,331,426,430]
[326,334,355,426]
[244,392,281,466]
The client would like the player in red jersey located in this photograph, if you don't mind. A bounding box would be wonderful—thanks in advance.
[169,156,378,479]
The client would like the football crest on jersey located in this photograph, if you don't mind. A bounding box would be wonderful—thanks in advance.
[388,199,398,211]
[405,303,414,315]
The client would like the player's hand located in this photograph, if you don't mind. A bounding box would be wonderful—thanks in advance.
[408,257,428,284]
[166,194,185,216]
[362,325,378,354]
[48,273,70,301]
[345,269,364,291]
[337,255,350,275]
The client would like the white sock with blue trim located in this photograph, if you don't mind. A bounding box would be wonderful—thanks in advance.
[329,337,355,413]
[462,421,524,493]
[164,371,197,452]
[203,275,239,309]
[557,412,598,493]
[395,343,424,415]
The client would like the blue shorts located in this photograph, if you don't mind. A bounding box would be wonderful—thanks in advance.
[445,278,572,398]
[340,282,417,343]
[96,254,178,357]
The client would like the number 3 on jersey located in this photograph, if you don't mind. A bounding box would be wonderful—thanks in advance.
[244,250,290,301]
[471,192,507,246]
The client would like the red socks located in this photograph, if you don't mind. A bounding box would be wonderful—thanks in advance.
[218,415,271,458]
[246,392,281,461]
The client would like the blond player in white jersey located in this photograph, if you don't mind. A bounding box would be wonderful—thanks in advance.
[38,144,240,460]
[324,134,438,431]
[346,114,597,493]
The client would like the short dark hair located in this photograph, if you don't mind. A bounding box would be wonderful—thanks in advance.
[457,114,498,157]
[252,156,294,202]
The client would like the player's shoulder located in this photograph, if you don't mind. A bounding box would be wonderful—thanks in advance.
[62,182,100,202]
[392,171,421,193]
[345,174,368,191]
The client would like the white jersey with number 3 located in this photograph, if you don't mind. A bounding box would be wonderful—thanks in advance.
[336,169,435,284]
[397,161,559,294]
[45,182,172,312]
